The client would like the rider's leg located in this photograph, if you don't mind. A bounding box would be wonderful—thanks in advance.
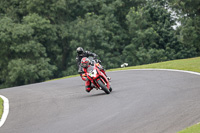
[85,80,93,93]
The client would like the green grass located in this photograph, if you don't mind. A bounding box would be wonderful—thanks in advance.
[0,97,3,119]
[109,57,200,73]
[48,74,79,81]
[178,123,200,133]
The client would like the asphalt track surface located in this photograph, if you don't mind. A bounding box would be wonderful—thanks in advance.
[1,69,200,133]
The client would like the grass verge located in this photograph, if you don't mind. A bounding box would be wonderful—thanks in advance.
[109,57,200,73]
[178,123,200,133]
[47,74,79,81]
[0,97,3,119]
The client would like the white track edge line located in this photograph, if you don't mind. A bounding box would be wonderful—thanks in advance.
[109,68,200,76]
[0,95,9,127]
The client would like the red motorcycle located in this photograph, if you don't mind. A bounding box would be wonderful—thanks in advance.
[82,58,112,94]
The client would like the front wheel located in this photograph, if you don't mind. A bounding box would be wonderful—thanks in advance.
[109,87,112,92]
[97,80,110,94]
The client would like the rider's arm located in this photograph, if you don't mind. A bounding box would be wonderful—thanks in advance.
[85,51,98,59]
[80,73,87,81]
[80,68,88,81]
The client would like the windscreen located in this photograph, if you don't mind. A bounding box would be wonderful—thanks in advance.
[87,66,94,73]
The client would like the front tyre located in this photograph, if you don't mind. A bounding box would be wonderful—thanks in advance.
[109,87,112,92]
[97,80,110,94]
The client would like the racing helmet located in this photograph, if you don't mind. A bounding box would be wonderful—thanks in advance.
[81,57,90,68]
[76,47,84,54]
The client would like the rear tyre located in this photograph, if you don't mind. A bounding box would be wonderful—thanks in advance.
[97,80,110,94]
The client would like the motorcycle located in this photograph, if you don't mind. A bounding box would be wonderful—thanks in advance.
[82,57,112,94]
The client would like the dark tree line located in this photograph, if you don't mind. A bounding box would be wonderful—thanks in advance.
[0,0,199,88]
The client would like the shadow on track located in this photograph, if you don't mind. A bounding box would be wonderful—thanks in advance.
[79,90,117,99]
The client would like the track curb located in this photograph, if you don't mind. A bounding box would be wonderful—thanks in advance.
[0,95,9,127]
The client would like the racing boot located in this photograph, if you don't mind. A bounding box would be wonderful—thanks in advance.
[86,87,93,93]
[85,84,94,93]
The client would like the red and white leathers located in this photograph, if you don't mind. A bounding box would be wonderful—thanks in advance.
[80,65,93,92]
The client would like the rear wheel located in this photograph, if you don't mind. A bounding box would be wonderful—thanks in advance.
[97,80,110,94]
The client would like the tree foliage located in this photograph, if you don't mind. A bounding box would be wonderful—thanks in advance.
[123,0,182,66]
[169,0,200,55]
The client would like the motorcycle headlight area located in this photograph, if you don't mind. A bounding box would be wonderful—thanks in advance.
[89,69,97,77]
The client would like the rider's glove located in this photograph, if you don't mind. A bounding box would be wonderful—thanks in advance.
[96,59,101,64]
[81,75,88,81]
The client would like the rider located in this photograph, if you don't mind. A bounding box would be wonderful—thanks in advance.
[76,47,110,81]
[80,57,94,92]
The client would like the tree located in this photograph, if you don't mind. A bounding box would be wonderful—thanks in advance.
[123,0,181,65]
[168,0,200,55]
[0,17,14,87]
[0,15,57,88]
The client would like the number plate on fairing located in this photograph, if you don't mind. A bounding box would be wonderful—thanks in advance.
[89,69,97,77]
